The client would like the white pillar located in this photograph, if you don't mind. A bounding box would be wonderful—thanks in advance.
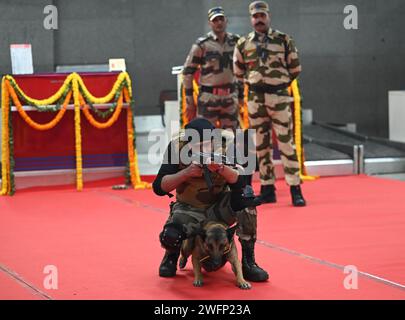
[389,91,405,143]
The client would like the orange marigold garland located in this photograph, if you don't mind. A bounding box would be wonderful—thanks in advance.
[1,72,152,194]
[180,77,200,128]
[290,79,318,181]
[7,81,72,131]
[72,77,83,191]
[1,78,11,195]
[80,92,123,129]
[123,87,151,189]
[239,84,250,129]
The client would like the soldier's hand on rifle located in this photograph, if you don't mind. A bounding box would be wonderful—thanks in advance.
[185,96,197,121]
[207,158,238,184]
[182,162,203,179]
[206,158,225,174]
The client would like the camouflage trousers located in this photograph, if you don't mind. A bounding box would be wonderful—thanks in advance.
[164,191,257,241]
[197,92,239,131]
[248,89,300,186]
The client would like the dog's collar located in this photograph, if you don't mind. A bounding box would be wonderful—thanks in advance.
[199,242,233,264]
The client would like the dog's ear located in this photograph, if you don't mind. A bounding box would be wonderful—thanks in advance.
[226,224,238,242]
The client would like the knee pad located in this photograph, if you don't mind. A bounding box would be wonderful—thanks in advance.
[159,223,186,252]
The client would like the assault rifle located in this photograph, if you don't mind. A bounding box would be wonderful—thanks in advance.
[191,152,234,191]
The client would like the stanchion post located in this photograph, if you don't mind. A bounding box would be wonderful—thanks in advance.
[358,144,365,174]
[353,145,359,174]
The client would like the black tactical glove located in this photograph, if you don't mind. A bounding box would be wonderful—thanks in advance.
[230,185,262,212]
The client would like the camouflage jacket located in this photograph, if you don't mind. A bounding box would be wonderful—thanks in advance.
[153,129,236,209]
[183,31,240,95]
[233,28,302,86]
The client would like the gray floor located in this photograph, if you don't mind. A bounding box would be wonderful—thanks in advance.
[303,124,405,159]
[370,173,405,182]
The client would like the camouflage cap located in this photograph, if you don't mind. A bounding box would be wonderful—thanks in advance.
[208,6,226,21]
[249,1,269,15]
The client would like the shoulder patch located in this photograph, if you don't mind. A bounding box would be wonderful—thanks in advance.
[272,29,288,41]
[237,35,246,43]
[236,36,247,50]
[247,31,256,40]
[238,35,248,44]
[229,33,240,41]
[196,36,209,46]
[227,33,240,46]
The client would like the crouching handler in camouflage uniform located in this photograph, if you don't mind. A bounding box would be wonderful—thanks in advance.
[153,118,268,282]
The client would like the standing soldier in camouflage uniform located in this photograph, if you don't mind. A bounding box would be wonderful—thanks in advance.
[183,7,243,131]
[153,118,268,283]
[233,1,306,207]
[183,6,260,200]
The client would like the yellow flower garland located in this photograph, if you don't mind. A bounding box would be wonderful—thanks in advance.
[7,80,72,131]
[240,84,250,129]
[123,87,151,189]
[5,73,74,106]
[125,88,137,187]
[72,78,83,191]
[80,92,123,129]
[180,75,188,128]
[180,76,200,128]
[192,80,199,109]
[291,79,318,181]
[76,72,132,105]
[1,72,148,195]
[1,78,10,195]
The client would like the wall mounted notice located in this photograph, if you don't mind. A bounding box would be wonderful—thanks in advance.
[109,58,126,72]
[10,44,34,75]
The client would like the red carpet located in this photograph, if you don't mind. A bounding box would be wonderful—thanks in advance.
[1,175,405,300]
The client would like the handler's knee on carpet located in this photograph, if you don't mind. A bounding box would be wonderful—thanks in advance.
[159,222,186,252]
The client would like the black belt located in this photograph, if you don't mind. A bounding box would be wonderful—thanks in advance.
[201,84,235,95]
[248,83,289,94]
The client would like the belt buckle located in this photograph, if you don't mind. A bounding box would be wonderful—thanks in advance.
[214,88,229,96]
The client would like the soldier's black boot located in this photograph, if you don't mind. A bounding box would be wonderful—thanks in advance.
[260,185,277,203]
[159,249,180,277]
[240,239,269,282]
[290,185,306,207]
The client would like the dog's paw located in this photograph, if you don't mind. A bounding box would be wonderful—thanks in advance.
[179,257,187,270]
[193,279,203,287]
[237,281,252,290]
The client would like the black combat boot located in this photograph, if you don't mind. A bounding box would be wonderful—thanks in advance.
[159,249,180,277]
[290,185,306,207]
[260,185,276,203]
[240,239,269,282]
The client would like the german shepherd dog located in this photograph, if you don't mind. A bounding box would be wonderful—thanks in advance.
[179,221,251,290]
